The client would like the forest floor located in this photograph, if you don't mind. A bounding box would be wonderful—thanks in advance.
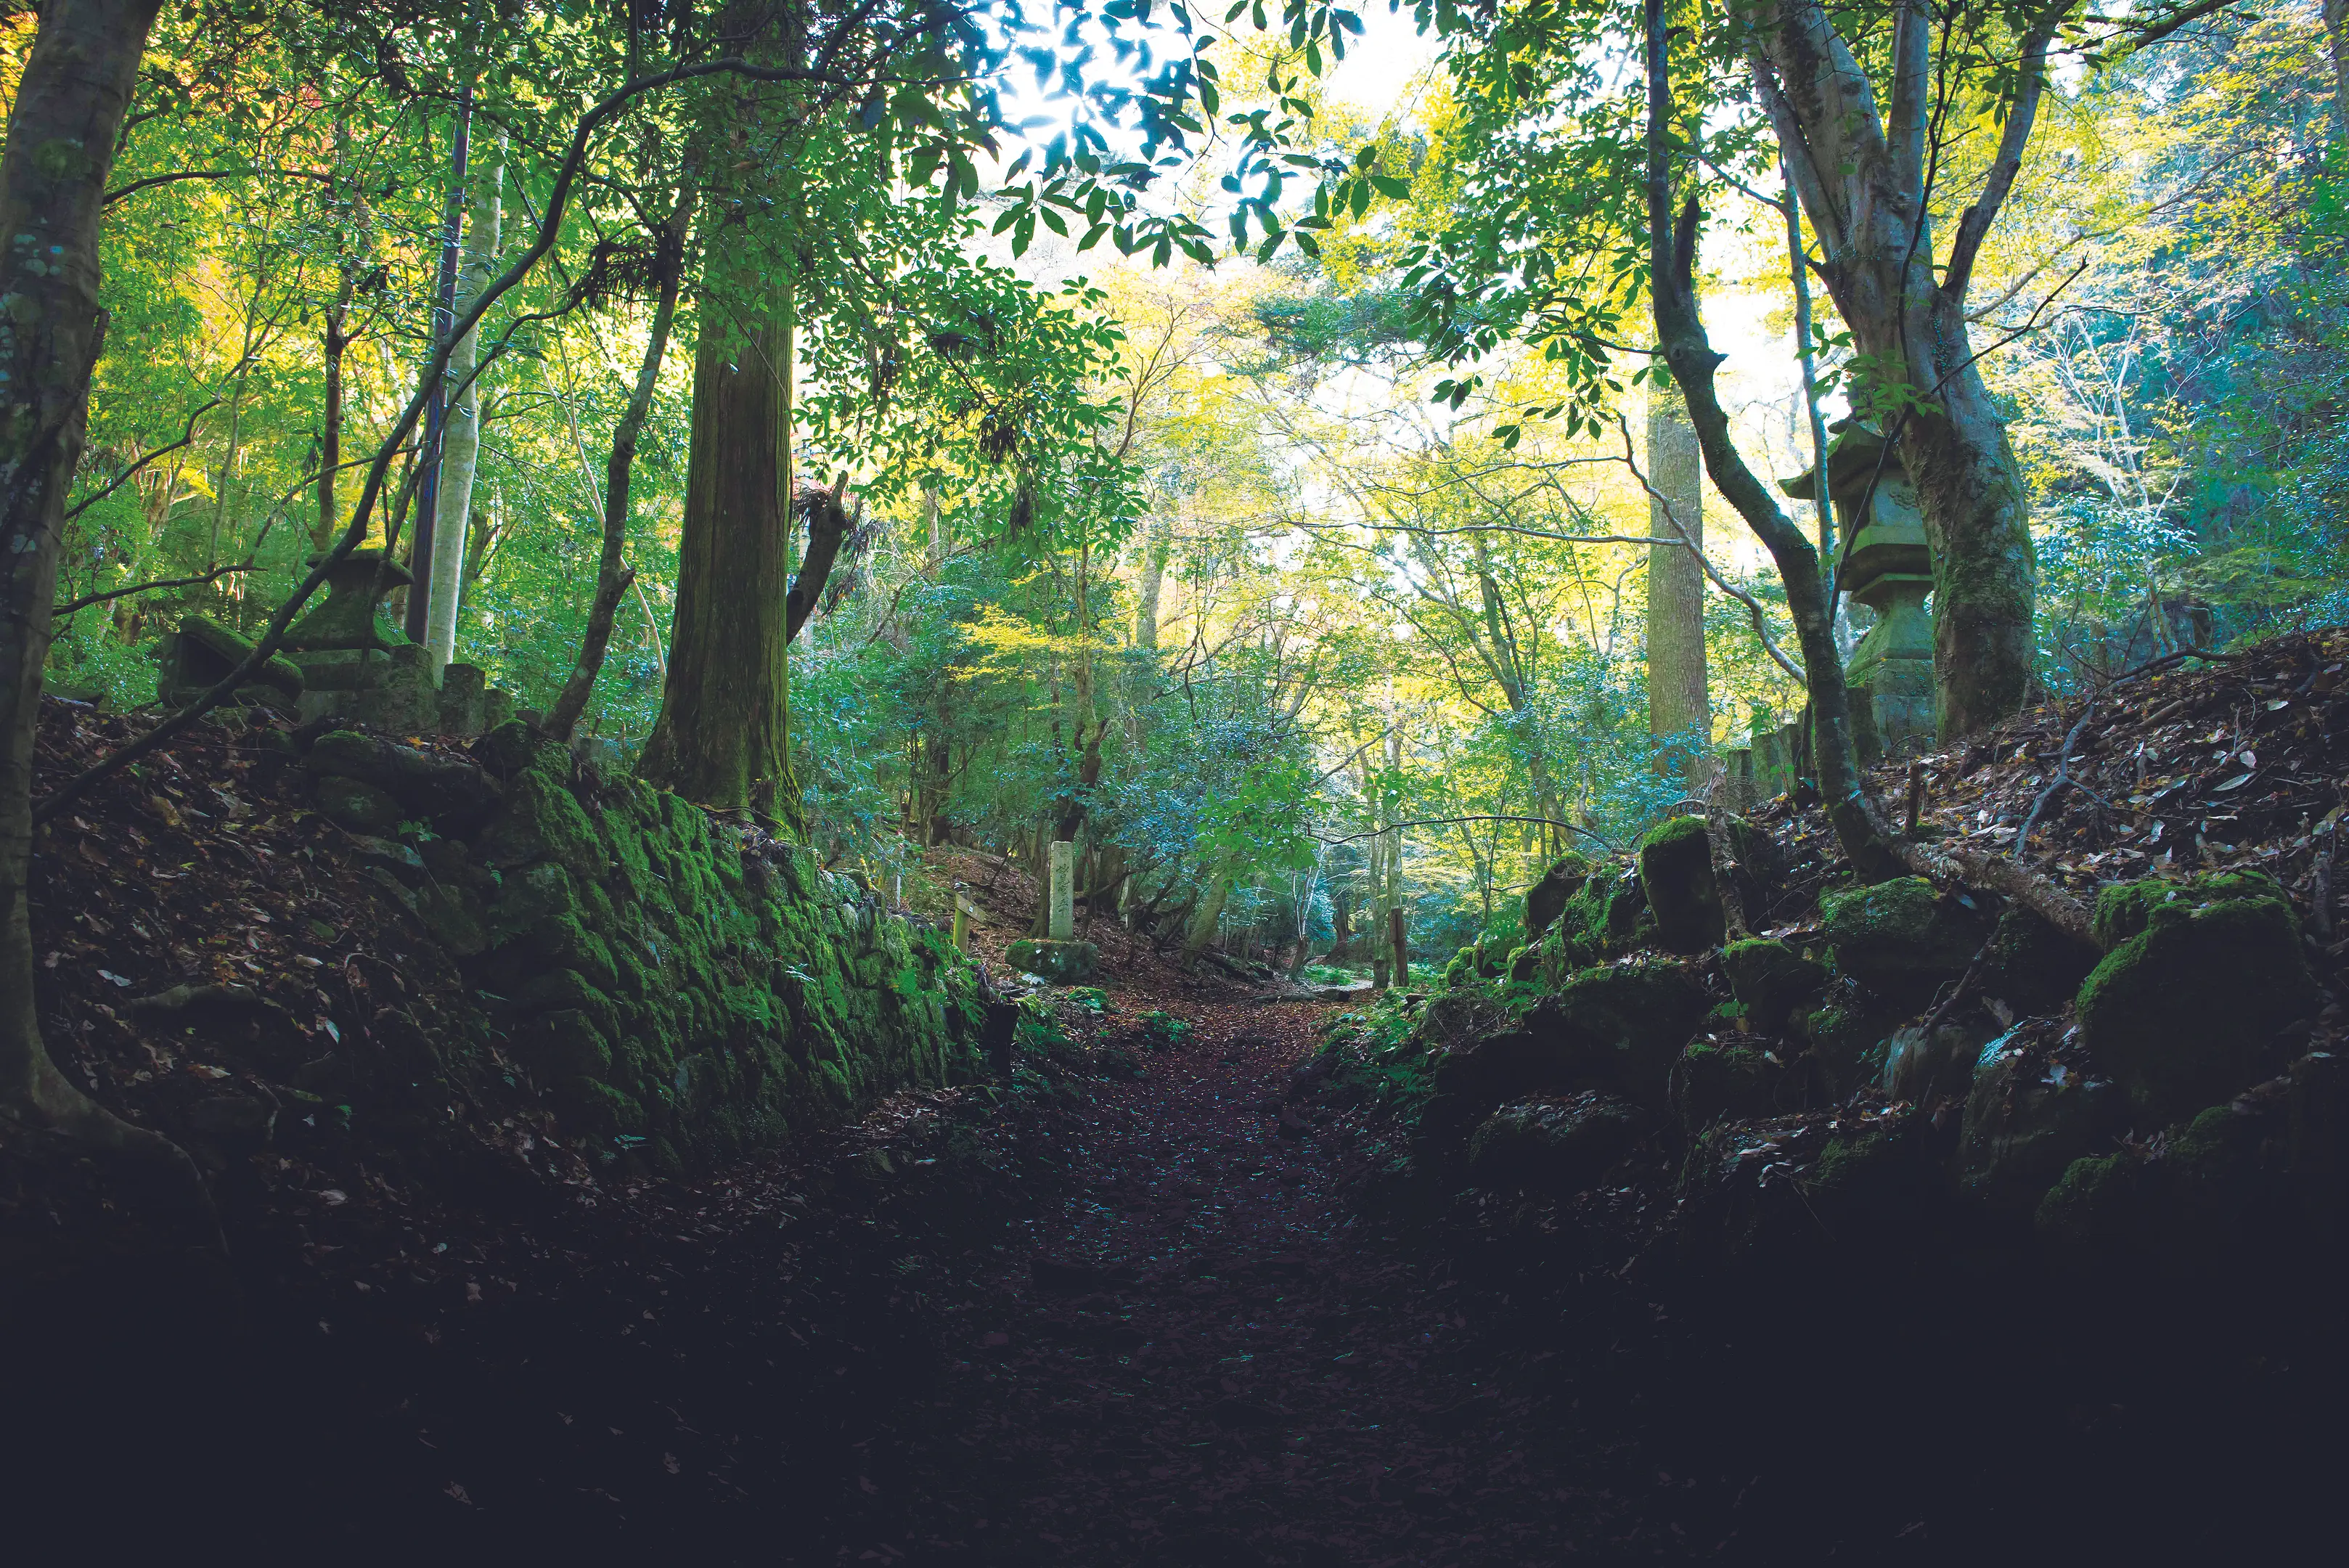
[12,981,1704,1565]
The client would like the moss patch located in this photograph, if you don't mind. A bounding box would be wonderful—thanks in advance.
[1820,876,1988,1005]
[1638,814,1723,953]
[1720,938,1828,1032]
[2075,875,2316,1125]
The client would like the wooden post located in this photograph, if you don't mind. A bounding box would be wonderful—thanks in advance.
[1389,907,1408,988]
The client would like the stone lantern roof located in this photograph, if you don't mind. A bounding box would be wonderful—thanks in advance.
[1780,422,1931,611]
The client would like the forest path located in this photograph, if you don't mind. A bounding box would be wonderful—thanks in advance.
[836,989,1644,1567]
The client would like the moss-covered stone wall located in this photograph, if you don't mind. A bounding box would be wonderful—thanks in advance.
[305,722,986,1175]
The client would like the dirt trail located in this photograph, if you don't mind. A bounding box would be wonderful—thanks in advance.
[843,991,1625,1567]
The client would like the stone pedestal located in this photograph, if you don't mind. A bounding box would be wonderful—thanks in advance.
[1047,839,1076,940]
[154,613,303,713]
[274,547,513,738]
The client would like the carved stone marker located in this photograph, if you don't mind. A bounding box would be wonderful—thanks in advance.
[1047,839,1076,940]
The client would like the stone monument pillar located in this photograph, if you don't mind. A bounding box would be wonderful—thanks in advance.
[1047,839,1076,940]
[1782,425,1937,762]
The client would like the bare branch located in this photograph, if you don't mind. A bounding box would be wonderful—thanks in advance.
[64,397,218,521]
[53,561,255,617]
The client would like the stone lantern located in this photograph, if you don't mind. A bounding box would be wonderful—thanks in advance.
[281,549,499,735]
[1782,424,1936,762]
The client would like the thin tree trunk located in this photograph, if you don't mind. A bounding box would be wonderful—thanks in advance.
[1651,0,1887,874]
[422,129,507,677]
[319,310,348,552]
[1135,505,1173,650]
[1646,385,1709,788]
[406,81,473,643]
[547,191,692,741]
[2326,0,2349,144]
[0,0,212,1217]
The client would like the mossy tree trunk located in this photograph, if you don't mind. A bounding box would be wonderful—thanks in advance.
[1748,0,2049,737]
[637,285,796,817]
[0,0,213,1212]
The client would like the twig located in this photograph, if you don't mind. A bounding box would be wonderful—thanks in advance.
[2014,698,2097,857]
[63,397,220,521]
[54,561,256,617]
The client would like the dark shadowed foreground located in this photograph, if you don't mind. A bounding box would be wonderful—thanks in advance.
[10,975,2342,1564]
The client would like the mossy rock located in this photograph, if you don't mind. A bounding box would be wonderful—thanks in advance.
[2075,876,2316,1124]
[1005,938,1098,985]
[1467,1091,1646,1193]
[314,774,404,834]
[1638,814,1723,952]
[1561,866,1651,959]
[515,1008,614,1079]
[1668,1038,1788,1135]
[475,740,602,878]
[1534,959,1713,1108]
[414,883,489,957]
[1975,906,2101,1018]
[1957,1029,2124,1219]
[2035,1150,2152,1262]
[1794,995,1900,1101]
[1524,852,1595,936]
[1720,939,1828,1032]
[1819,876,1988,1005]
[1882,1018,1999,1103]
[306,729,502,828]
[2091,868,2292,950]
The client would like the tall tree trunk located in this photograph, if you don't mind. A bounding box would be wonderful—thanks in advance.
[547,192,692,741]
[0,0,211,1209]
[319,309,348,552]
[1646,386,1709,788]
[422,129,507,677]
[1749,0,2046,738]
[636,282,796,817]
[405,82,474,641]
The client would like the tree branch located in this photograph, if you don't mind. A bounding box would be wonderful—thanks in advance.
[63,396,218,521]
[53,561,254,616]
[1940,4,2065,306]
